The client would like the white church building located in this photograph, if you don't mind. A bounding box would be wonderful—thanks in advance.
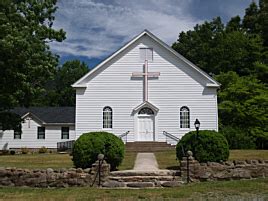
[0,30,220,150]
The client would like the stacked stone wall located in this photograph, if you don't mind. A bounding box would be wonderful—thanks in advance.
[180,157,268,182]
[0,160,110,187]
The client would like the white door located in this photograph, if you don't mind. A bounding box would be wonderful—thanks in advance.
[138,116,154,141]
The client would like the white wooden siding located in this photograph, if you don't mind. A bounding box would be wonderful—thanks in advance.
[0,118,75,149]
[75,35,218,143]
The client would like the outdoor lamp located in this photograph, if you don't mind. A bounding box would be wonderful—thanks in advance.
[194,119,200,131]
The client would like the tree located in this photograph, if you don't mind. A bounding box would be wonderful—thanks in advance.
[0,0,65,129]
[172,0,268,149]
[172,18,262,76]
[172,17,224,74]
[34,60,90,106]
[242,1,260,34]
[215,72,268,149]
[55,60,89,106]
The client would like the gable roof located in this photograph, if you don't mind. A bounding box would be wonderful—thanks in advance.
[72,29,220,88]
[11,107,75,125]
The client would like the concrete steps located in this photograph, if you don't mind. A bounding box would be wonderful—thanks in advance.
[126,142,176,152]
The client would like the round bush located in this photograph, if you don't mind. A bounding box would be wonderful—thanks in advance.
[72,131,125,170]
[176,130,229,162]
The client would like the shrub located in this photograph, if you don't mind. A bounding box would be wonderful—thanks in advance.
[38,146,47,154]
[220,126,256,149]
[10,150,15,155]
[72,131,125,170]
[176,130,229,162]
[21,147,29,154]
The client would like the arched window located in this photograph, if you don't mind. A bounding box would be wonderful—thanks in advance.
[103,107,112,129]
[138,107,154,115]
[180,106,190,128]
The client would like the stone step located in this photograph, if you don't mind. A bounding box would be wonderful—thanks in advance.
[102,180,184,188]
[126,147,175,152]
[110,170,180,177]
[125,142,176,152]
[126,142,174,146]
[109,175,182,182]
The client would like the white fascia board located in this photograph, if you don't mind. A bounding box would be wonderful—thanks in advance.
[206,83,221,88]
[21,112,45,125]
[71,84,87,88]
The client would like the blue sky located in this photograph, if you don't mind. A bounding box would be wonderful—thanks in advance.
[50,0,253,68]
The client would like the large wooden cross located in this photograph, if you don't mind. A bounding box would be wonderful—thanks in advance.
[132,60,160,101]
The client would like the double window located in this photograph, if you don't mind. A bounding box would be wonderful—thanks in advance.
[61,127,69,139]
[37,127,45,139]
[180,106,190,128]
[14,127,22,139]
[103,107,112,129]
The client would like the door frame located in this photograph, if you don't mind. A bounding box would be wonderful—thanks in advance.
[133,107,158,142]
[137,114,155,141]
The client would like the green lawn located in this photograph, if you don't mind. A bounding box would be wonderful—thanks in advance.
[0,178,267,200]
[0,153,73,169]
[155,149,268,170]
[118,151,136,170]
[0,150,268,170]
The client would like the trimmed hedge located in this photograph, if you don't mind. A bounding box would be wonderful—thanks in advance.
[176,130,229,162]
[72,131,125,170]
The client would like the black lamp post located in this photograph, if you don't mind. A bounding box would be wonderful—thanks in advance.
[193,119,200,158]
[194,119,200,137]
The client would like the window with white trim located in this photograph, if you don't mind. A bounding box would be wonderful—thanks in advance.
[138,107,154,115]
[61,127,69,139]
[180,106,190,128]
[140,48,153,62]
[103,107,112,129]
[37,126,45,139]
[14,127,22,139]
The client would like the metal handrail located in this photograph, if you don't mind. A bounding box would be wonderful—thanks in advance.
[163,131,180,142]
[163,131,185,157]
[118,131,130,143]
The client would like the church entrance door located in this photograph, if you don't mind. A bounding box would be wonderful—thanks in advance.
[138,107,155,141]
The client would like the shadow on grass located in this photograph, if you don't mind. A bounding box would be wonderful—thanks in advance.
[166,165,179,170]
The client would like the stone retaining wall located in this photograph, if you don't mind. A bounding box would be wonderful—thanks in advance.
[0,160,110,188]
[180,157,268,182]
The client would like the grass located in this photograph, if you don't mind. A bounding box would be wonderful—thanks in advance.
[229,150,268,161]
[0,178,267,200]
[155,150,179,169]
[155,149,268,170]
[0,150,268,170]
[0,153,73,169]
[0,152,137,170]
[118,151,136,170]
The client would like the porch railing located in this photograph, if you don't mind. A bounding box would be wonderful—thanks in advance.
[163,131,185,156]
[118,131,130,143]
[163,131,180,143]
[57,140,75,152]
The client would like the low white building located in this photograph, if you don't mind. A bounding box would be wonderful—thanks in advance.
[0,107,75,150]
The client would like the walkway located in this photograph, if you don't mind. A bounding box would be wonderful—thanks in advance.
[133,153,159,171]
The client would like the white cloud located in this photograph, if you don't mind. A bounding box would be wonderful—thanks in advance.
[50,0,201,59]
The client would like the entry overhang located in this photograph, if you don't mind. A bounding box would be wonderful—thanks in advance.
[133,101,159,113]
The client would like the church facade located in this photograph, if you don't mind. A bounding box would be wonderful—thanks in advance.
[0,30,220,150]
[73,30,220,145]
